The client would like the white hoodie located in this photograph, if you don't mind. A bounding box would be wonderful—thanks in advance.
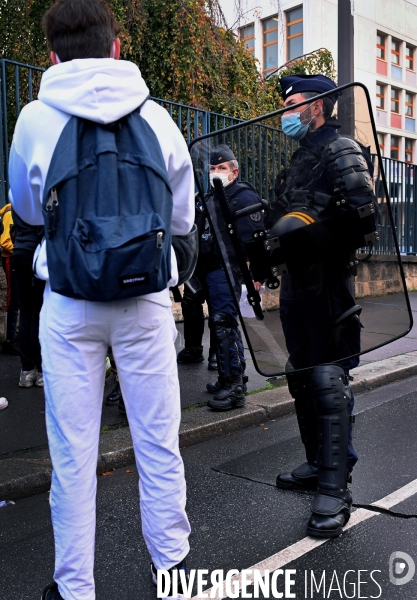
[8,58,195,303]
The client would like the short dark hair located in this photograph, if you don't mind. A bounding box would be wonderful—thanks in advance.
[42,0,120,62]
[301,91,335,120]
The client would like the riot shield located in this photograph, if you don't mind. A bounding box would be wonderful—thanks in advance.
[189,83,412,377]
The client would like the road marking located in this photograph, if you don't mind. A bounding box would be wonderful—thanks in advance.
[372,477,417,510]
[191,478,417,600]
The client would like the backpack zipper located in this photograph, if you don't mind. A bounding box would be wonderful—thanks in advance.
[155,231,164,273]
[46,187,59,237]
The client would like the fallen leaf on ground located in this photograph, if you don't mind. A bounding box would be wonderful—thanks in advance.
[100,471,114,477]
[126,470,133,474]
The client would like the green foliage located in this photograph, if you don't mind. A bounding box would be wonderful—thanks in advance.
[0,0,336,119]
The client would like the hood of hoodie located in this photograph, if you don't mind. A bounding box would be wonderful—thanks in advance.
[38,58,150,124]
[0,203,11,218]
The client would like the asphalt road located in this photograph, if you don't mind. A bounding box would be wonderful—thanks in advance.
[1,374,417,599]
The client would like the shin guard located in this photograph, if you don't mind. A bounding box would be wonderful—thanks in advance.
[307,364,352,537]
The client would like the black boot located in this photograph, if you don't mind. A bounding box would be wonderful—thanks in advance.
[105,381,122,406]
[276,462,318,491]
[207,312,246,410]
[208,348,218,370]
[207,375,246,410]
[307,487,352,538]
[276,370,319,491]
[207,374,248,394]
[41,582,64,600]
[177,346,204,363]
[307,364,352,538]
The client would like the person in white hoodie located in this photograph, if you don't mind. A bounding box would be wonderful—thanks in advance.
[9,1,194,599]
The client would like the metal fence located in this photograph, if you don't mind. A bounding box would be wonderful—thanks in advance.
[0,59,46,207]
[194,122,297,202]
[374,157,417,255]
[1,58,416,256]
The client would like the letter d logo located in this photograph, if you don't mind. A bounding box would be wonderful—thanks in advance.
[389,552,415,585]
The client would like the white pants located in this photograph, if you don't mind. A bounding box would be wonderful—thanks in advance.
[40,284,190,600]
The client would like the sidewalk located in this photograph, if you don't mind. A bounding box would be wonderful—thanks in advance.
[1,292,416,500]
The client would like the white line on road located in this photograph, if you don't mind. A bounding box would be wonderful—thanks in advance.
[191,478,417,600]
[372,477,417,510]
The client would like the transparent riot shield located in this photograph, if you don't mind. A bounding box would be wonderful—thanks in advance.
[189,83,413,376]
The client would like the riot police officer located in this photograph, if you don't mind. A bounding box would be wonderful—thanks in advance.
[270,75,376,538]
[201,145,263,410]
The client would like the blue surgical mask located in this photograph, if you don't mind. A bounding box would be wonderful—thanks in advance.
[281,113,309,140]
[281,104,315,140]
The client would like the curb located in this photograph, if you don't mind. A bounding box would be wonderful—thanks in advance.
[2,353,417,501]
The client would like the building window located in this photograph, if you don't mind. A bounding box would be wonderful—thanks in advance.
[406,92,414,117]
[391,136,399,159]
[391,39,401,65]
[405,139,413,163]
[240,24,255,57]
[263,16,278,73]
[376,84,385,109]
[391,88,400,113]
[406,44,415,70]
[377,33,386,60]
[377,133,385,155]
[286,6,303,60]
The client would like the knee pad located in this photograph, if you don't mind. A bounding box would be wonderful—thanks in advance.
[209,312,237,341]
[310,364,350,415]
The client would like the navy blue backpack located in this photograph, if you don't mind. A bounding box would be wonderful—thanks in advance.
[42,102,173,301]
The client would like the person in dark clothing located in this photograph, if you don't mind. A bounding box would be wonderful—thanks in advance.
[201,145,263,411]
[0,203,19,355]
[270,74,376,538]
[11,209,45,387]
[176,197,218,371]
